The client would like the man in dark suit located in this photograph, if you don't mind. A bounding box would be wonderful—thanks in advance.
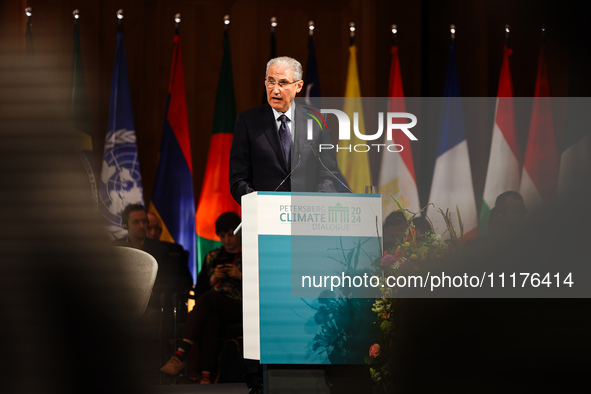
[229,57,343,394]
[229,56,341,205]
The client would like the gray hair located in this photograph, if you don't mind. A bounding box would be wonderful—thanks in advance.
[265,56,303,81]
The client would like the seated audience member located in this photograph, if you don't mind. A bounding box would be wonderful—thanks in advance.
[410,215,433,240]
[383,211,409,251]
[146,211,164,241]
[160,212,242,384]
[489,191,527,236]
[113,204,191,309]
[146,211,193,291]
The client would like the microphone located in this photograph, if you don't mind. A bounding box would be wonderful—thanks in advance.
[238,143,301,235]
[273,140,303,192]
[309,144,353,193]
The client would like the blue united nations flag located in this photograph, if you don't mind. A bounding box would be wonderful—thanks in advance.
[99,30,144,239]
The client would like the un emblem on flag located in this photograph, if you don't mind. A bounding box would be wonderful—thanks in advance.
[99,128,144,238]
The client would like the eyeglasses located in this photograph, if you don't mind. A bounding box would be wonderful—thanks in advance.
[264,79,300,89]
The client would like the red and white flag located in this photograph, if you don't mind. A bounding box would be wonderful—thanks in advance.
[519,45,558,211]
[479,45,521,235]
[378,45,420,215]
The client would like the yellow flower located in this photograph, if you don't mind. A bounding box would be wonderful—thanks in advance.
[410,254,418,261]
[403,242,410,250]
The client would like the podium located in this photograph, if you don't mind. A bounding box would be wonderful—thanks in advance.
[241,192,382,365]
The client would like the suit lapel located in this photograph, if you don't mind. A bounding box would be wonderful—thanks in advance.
[262,105,289,172]
[293,104,320,151]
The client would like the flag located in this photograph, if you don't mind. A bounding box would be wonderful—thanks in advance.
[195,31,241,274]
[479,45,520,235]
[337,44,372,193]
[99,31,144,239]
[428,44,477,239]
[519,45,558,211]
[25,11,33,55]
[150,32,197,281]
[269,28,277,59]
[262,29,278,103]
[378,45,420,215]
[304,34,321,100]
[70,21,98,208]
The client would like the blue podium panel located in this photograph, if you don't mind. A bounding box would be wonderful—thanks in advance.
[242,193,382,364]
[259,234,379,364]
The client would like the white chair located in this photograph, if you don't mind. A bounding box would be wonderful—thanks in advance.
[114,246,158,316]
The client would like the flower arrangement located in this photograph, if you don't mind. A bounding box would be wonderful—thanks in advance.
[365,295,395,389]
[381,230,448,273]
[364,197,464,391]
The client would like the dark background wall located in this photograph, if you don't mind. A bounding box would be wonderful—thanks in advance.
[1,0,589,212]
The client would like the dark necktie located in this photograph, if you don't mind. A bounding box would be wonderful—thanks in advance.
[278,114,291,167]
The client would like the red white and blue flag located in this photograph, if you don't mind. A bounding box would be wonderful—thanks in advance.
[428,44,477,239]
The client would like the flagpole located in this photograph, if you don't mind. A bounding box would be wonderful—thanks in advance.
[270,16,277,32]
[349,22,356,46]
[117,9,124,33]
[450,24,456,45]
[25,7,32,24]
[270,16,277,55]
[25,7,33,54]
[391,24,398,46]
[174,13,181,34]
[261,16,277,102]
[505,24,511,48]
[304,20,321,101]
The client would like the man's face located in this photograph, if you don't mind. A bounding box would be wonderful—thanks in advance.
[217,230,241,253]
[266,64,303,113]
[146,213,162,240]
[127,210,148,241]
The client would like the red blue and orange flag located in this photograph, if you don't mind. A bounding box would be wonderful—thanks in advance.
[150,32,196,281]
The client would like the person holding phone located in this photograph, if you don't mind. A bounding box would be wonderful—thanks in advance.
[160,212,242,384]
